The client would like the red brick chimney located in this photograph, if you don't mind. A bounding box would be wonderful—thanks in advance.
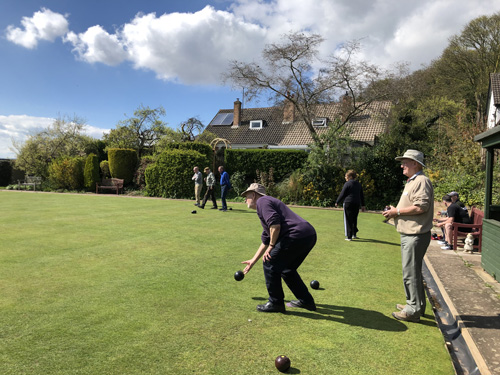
[341,91,352,122]
[282,92,295,124]
[232,99,241,128]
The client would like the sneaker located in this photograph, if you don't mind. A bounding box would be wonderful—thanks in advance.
[353,236,359,239]
[219,209,227,212]
[437,240,447,245]
[256,301,286,313]
[286,300,316,311]
[392,310,420,323]
[345,238,352,241]
[199,205,205,209]
[441,245,452,250]
[194,203,200,207]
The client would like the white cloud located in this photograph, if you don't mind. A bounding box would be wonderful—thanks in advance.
[63,6,267,84]
[64,26,128,66]
[5,7,69,49]
[0,115,109,159]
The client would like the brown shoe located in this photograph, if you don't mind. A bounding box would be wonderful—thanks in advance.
[396,304,405,311]
[392,310,420,323]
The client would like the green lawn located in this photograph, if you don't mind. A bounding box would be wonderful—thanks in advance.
[0,192,453,375]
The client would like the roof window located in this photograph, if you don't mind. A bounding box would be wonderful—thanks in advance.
[312,118,328,127]
[249,120,263,129]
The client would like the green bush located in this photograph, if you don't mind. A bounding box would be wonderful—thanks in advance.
[48,156,85,190]
[145,149,208,199]
[225,149,308,182]
[0,160,13,186]
[100,161,111,179]
[108,148,138,185]
[84,154,100,191]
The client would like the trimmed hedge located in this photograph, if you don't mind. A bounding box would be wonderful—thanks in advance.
[84,154,100,191]
[48,156,85,190]
[145,149,208,199]
[225,149,308,182]
[163,142,212,164]
[108,148,138,185]
[0,160,12,186]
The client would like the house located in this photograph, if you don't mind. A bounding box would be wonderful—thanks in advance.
[486,72,500,129]
[205,96,392,150]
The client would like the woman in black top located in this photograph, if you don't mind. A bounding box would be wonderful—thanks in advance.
[335,170,366,241]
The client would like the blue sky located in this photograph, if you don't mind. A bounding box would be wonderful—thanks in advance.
[1,0,499,158]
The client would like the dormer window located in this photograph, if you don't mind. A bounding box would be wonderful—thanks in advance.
[250,120,263,129]
[312,118,328,127]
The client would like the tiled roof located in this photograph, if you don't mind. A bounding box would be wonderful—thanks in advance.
[490,73,500,106]
[205,101,392,147]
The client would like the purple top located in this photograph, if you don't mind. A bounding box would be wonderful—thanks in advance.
[256,196,316,245]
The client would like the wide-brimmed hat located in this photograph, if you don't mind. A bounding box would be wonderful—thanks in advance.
[241,183,267,197]
[395,149,426,167]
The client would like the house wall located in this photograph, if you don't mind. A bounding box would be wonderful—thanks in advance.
[487,91,499,129]
[481,219,500,281]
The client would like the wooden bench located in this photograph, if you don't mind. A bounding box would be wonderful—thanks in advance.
[18,176,42,191]
[96,178,124,195]
[452,207,484,252]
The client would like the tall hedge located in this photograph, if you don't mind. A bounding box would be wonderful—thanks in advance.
[108,148,138,185]
[225,149,308,182]
[84,154,100,191]
[145,149,208,199]
[0,160,12,186]
[163,142,212,163]
[48,156,85,190]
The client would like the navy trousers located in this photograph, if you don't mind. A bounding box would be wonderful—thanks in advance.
[343,202,360,239]
[221,185,228,209]
[263,233,317,305]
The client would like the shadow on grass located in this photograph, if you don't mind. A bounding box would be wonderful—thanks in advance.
[287,303,409,331]
[353,238,400,247]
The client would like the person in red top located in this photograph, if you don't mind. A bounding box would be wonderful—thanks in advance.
[241,183,317,313]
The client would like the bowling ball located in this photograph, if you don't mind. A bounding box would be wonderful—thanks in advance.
[191,210,197,214]
[310,280,320,289]
[234,270,244,281]
[275,355,291,372]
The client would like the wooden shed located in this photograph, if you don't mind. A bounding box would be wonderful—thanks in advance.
[474,125,500,280]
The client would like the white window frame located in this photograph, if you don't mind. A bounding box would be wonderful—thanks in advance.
[249,120,263,129]
[312,118,327,127]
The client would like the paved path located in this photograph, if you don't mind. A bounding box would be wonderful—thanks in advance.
[425,240,500,375]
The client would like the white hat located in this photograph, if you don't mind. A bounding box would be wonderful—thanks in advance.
[395,149,426,167]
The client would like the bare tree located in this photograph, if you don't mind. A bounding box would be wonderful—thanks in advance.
[224,32,389,144]
[179,117,205,142]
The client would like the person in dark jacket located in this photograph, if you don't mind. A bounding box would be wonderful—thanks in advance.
[241,183,317,313]
[335,170,366,241]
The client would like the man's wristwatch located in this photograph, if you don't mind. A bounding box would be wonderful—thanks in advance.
[397,208,401,216]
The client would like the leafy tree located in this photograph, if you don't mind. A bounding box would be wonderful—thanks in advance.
[104,105,170,157]
[429,12,500,128]
[13,115,88,179]
[224,32,393,145]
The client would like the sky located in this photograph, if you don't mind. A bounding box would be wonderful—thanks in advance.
[1,0,499,159]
